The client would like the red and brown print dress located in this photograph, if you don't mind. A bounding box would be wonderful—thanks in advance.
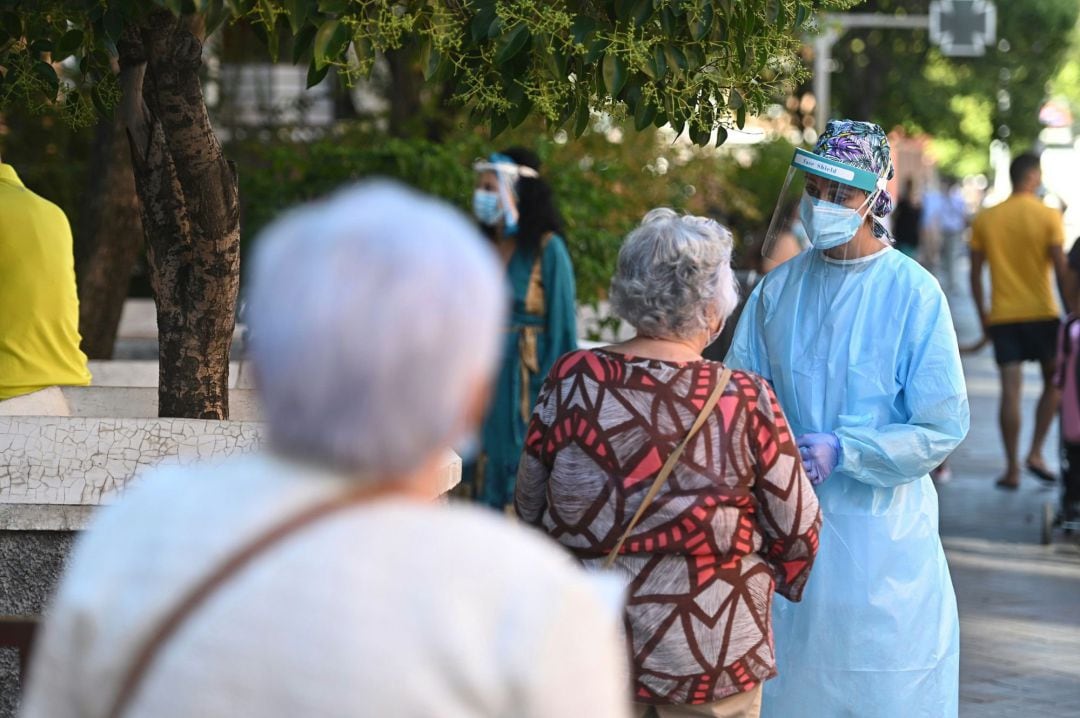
[515,348,821,706]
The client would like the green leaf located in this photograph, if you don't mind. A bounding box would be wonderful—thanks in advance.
[422,44,442,81]
[30,39,53,54]
[507,95,532,127]
[490,110,509,138]
[54,29,84,61]
[495,24,529,65]
[286,0,312,35]
[728,88,743,109]
[630,0,653,26]
[470,5,497,43]
[736,104,746,129]
[691,124,710,146]
[664,45,687,78]
[318,0,349,12]
[686,44,705,71]
[31,61,59,100]
[715,125,729,147]
[659,8,676,35]
[795,5,809,27]
[767,0,781,24]
[291,24,317,63]
[602,53,627,96]
[652,44,667,79]
[634,100,656,131]
[689,5,714,41]
[573,93,590,137]
[313,19,350,70]
[544,45,569,78]
[306,55,330,87]
[570,16,596,47]
[585,37,610,65]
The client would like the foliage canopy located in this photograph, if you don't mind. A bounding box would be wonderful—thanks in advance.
[1,0,859,145]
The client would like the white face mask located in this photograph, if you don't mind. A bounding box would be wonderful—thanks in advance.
[799,191,877,250]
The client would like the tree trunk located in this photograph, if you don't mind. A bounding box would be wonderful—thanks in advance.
[118,11,240,419]
[75,111,144,359]
[386,47,422,138]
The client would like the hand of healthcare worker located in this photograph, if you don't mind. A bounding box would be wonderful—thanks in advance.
[796,433,841,486]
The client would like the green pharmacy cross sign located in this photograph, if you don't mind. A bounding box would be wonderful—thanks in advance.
[930,0,998,57]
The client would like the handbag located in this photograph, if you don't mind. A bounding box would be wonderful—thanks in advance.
[602,366,733,569]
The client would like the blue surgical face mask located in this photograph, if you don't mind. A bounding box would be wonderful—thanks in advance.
[473,189,502,227]
[799,192,874,250]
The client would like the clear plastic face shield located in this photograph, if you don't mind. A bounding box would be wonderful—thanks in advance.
[471,156,538,233]
[762,148,891,264]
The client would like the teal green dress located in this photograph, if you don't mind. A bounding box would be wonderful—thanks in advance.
[474,234,577,509]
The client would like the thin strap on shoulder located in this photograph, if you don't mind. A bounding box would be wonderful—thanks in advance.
[604,366,733,569]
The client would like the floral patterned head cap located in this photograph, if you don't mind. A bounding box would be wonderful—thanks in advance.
[814,119,895,238]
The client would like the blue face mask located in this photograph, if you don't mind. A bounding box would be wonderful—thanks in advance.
[799,193,874,250]
[473,190,502,227]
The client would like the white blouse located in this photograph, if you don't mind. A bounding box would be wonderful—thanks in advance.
[20,453,630,718]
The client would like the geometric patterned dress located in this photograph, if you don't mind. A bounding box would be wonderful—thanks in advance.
[515,348,821,706]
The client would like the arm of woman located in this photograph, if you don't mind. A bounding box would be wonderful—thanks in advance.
[749,376,821,602]
[540,236,578,371]
[833,287,970,487]
[514,368,562,525]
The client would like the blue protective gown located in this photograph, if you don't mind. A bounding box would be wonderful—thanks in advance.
[726,247,968,718]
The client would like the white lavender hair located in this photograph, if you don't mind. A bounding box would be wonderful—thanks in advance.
[609,208,738,340]
[246,180,506,478]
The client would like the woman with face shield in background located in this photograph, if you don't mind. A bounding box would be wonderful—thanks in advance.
[725,120,969,717]
[467,149,578,510]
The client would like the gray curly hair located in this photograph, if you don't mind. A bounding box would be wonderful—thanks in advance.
[609,208,738,341]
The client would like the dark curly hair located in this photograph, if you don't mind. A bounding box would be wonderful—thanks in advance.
[494,146,565,256]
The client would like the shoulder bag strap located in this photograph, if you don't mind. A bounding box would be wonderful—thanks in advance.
[603,366,733,569]
[106,481,399,718]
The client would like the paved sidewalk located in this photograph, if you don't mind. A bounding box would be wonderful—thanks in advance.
[937,261,1080,717]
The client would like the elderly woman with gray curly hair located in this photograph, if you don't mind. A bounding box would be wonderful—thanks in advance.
[515,209,822,718]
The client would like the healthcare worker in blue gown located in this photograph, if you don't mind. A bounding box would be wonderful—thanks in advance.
[726,120,969,718]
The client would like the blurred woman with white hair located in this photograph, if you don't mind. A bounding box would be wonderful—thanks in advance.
[20,181,629,718]
[515,209,822,718]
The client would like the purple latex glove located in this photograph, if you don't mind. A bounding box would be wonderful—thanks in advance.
[796,433,841,486]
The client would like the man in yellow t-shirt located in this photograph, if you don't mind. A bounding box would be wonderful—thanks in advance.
[970,153,1069,490]
[0,157,91,401]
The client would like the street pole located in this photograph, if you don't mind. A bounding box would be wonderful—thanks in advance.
[813,13,931,131]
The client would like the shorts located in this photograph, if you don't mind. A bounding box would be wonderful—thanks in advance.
[987,319,1060,365]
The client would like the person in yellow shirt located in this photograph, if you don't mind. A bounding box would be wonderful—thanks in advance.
[0,156,91,402]
[970,153,1070,490]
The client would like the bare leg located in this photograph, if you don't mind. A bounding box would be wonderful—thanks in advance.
[1026,358,1061,471]
[997,363,1023,487]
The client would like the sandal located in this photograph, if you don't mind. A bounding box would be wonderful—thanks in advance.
[1025,462,1058,485]
[995,477,1020,491]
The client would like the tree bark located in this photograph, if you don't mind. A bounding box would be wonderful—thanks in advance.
[118,11,240,419]
[75,111,144,359]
